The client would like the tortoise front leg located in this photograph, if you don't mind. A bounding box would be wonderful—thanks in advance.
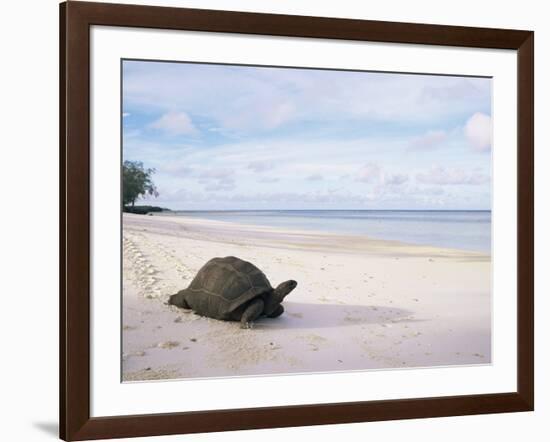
[240,299,264,329]
[267,305,284,318]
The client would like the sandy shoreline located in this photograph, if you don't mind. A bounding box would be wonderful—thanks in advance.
[122,213,491,381]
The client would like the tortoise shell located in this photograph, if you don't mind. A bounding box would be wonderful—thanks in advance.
[179,256,273,320]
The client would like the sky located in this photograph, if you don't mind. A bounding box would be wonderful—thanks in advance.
[122,60,492,210]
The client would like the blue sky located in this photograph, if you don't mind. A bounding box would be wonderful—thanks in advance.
[122,60,492,210]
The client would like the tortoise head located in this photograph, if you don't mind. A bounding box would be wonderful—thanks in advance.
[265,280,297,315]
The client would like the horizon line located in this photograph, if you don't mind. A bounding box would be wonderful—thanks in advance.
[154,208,492,212]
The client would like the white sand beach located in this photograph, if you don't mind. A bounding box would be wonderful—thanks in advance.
[122,213,491,381]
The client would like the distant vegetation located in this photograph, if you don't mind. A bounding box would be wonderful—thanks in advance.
[124,205,168,215]
[122,160,161,214]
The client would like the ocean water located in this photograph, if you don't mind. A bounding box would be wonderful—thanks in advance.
[170,210,492,253]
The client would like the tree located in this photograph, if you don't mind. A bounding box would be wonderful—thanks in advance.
[122,160,159,207]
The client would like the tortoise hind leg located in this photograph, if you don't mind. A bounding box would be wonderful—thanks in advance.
[180,296,191,309]
[240,299,264,329]
[168,291,191,309]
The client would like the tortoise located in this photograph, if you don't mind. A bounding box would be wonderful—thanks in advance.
[168,256,297,329]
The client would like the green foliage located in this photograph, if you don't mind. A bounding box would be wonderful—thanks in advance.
[122,160,159,207]
[123,205,167,215]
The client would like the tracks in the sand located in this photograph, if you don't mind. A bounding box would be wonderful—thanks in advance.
[123,230,201,302]
[153,242,196,283]
[123,233,163,299]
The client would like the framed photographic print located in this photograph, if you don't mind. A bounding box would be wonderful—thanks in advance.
[60,1,534,440]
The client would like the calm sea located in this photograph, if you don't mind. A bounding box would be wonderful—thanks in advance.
[170,210,491,253]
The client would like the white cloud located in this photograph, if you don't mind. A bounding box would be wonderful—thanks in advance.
[383,173,409,186]
[420,79,484,101]
[226,191,367,205]
[464,112,492,151]
[356,164,408,188]
[122,112,131,118]
[149,111,197,135]
[154,179,488,210]
[356,163,381,183]
[204,181,235,192]
[258,177,280,183]
[306,174,324,181]
[216,98,296,132]
[247,160,274,173]
[409,129,447,150]
[125,131,490,210]
[198,168,234,180]
[197,168,236,192]
[124,61,492,135]
[416,166,490,185]
[160,164,194,176]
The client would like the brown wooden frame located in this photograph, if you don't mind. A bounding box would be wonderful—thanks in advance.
[60,1,534,440]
